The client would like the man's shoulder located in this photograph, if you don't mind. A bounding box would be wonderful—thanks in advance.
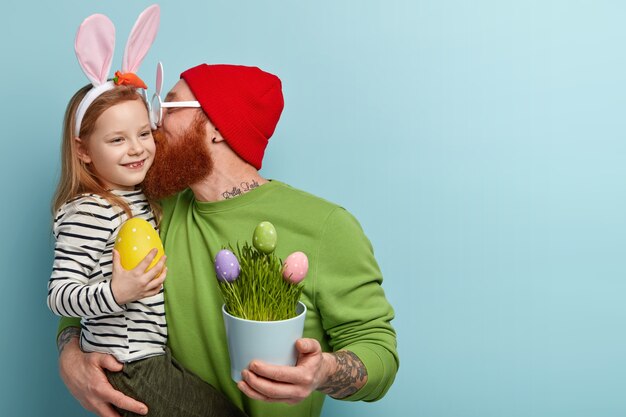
[269,180,342,212]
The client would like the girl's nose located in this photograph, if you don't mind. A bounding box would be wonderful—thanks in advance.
[128,138,145,155]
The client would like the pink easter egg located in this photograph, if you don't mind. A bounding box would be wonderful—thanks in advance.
[282,251,309,284]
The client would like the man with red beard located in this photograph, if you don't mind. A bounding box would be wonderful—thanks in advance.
[57,64,398,417]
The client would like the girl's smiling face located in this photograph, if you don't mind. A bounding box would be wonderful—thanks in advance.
[76,98,155,191]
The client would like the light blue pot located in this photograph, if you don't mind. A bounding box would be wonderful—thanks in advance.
[222,302,307,382]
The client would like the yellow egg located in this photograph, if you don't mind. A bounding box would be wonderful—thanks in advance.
[114,218,164,272]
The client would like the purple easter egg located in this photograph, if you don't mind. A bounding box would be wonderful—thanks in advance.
[215,249,240,283]
[282,251,309,284]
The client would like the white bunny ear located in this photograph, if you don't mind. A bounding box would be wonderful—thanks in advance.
[155,61,164,96]
[150,61,164,129]
[75,14,115,86]
[122,4,160,74]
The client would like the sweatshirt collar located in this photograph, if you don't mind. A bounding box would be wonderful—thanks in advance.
[193,180,280,214]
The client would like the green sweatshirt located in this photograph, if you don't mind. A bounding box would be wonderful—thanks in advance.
[59,180,398,417]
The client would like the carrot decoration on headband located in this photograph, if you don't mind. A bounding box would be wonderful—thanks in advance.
[73,4,160,136]
[114,71,148,89]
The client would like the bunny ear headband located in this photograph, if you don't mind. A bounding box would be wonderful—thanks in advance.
[73,4,160,136]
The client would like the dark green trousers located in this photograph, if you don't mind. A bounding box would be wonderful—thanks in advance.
[106,349,247,417]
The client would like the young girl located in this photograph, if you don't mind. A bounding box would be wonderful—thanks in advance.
[48,7,246,417]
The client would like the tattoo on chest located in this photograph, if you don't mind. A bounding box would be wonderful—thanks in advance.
[319,351,368,399]
[222,180,260,200]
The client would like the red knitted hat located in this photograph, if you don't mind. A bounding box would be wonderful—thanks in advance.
[180,64,284,169]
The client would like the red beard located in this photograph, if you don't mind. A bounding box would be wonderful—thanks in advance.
[142,114,213,201]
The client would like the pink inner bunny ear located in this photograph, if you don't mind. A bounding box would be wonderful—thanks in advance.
[75,14,115,86]
[122,4,160,74]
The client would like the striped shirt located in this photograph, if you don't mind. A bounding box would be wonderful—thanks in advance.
[47,190,166,362]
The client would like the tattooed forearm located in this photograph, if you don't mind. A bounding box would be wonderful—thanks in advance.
[318,350,368,399]
[57,327,80,355]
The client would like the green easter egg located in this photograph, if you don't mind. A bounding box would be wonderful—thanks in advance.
[253,221,277,254]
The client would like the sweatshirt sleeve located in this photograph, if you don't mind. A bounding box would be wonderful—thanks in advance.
[57,316,81,341]
[315,207,399,402]
[47,200,125,319]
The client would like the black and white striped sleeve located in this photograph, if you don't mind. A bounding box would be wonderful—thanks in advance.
[47,200,125,318]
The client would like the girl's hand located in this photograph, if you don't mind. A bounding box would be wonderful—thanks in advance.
[110,249,167,306]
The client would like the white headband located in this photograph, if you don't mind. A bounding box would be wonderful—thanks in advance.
[73,5,160,136]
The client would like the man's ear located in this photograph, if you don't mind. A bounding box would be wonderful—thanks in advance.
[74,137,92,164]
[204,118,225,144]
[209,126,226,144]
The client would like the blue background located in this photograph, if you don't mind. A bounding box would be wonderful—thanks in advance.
[1,1,625,416]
